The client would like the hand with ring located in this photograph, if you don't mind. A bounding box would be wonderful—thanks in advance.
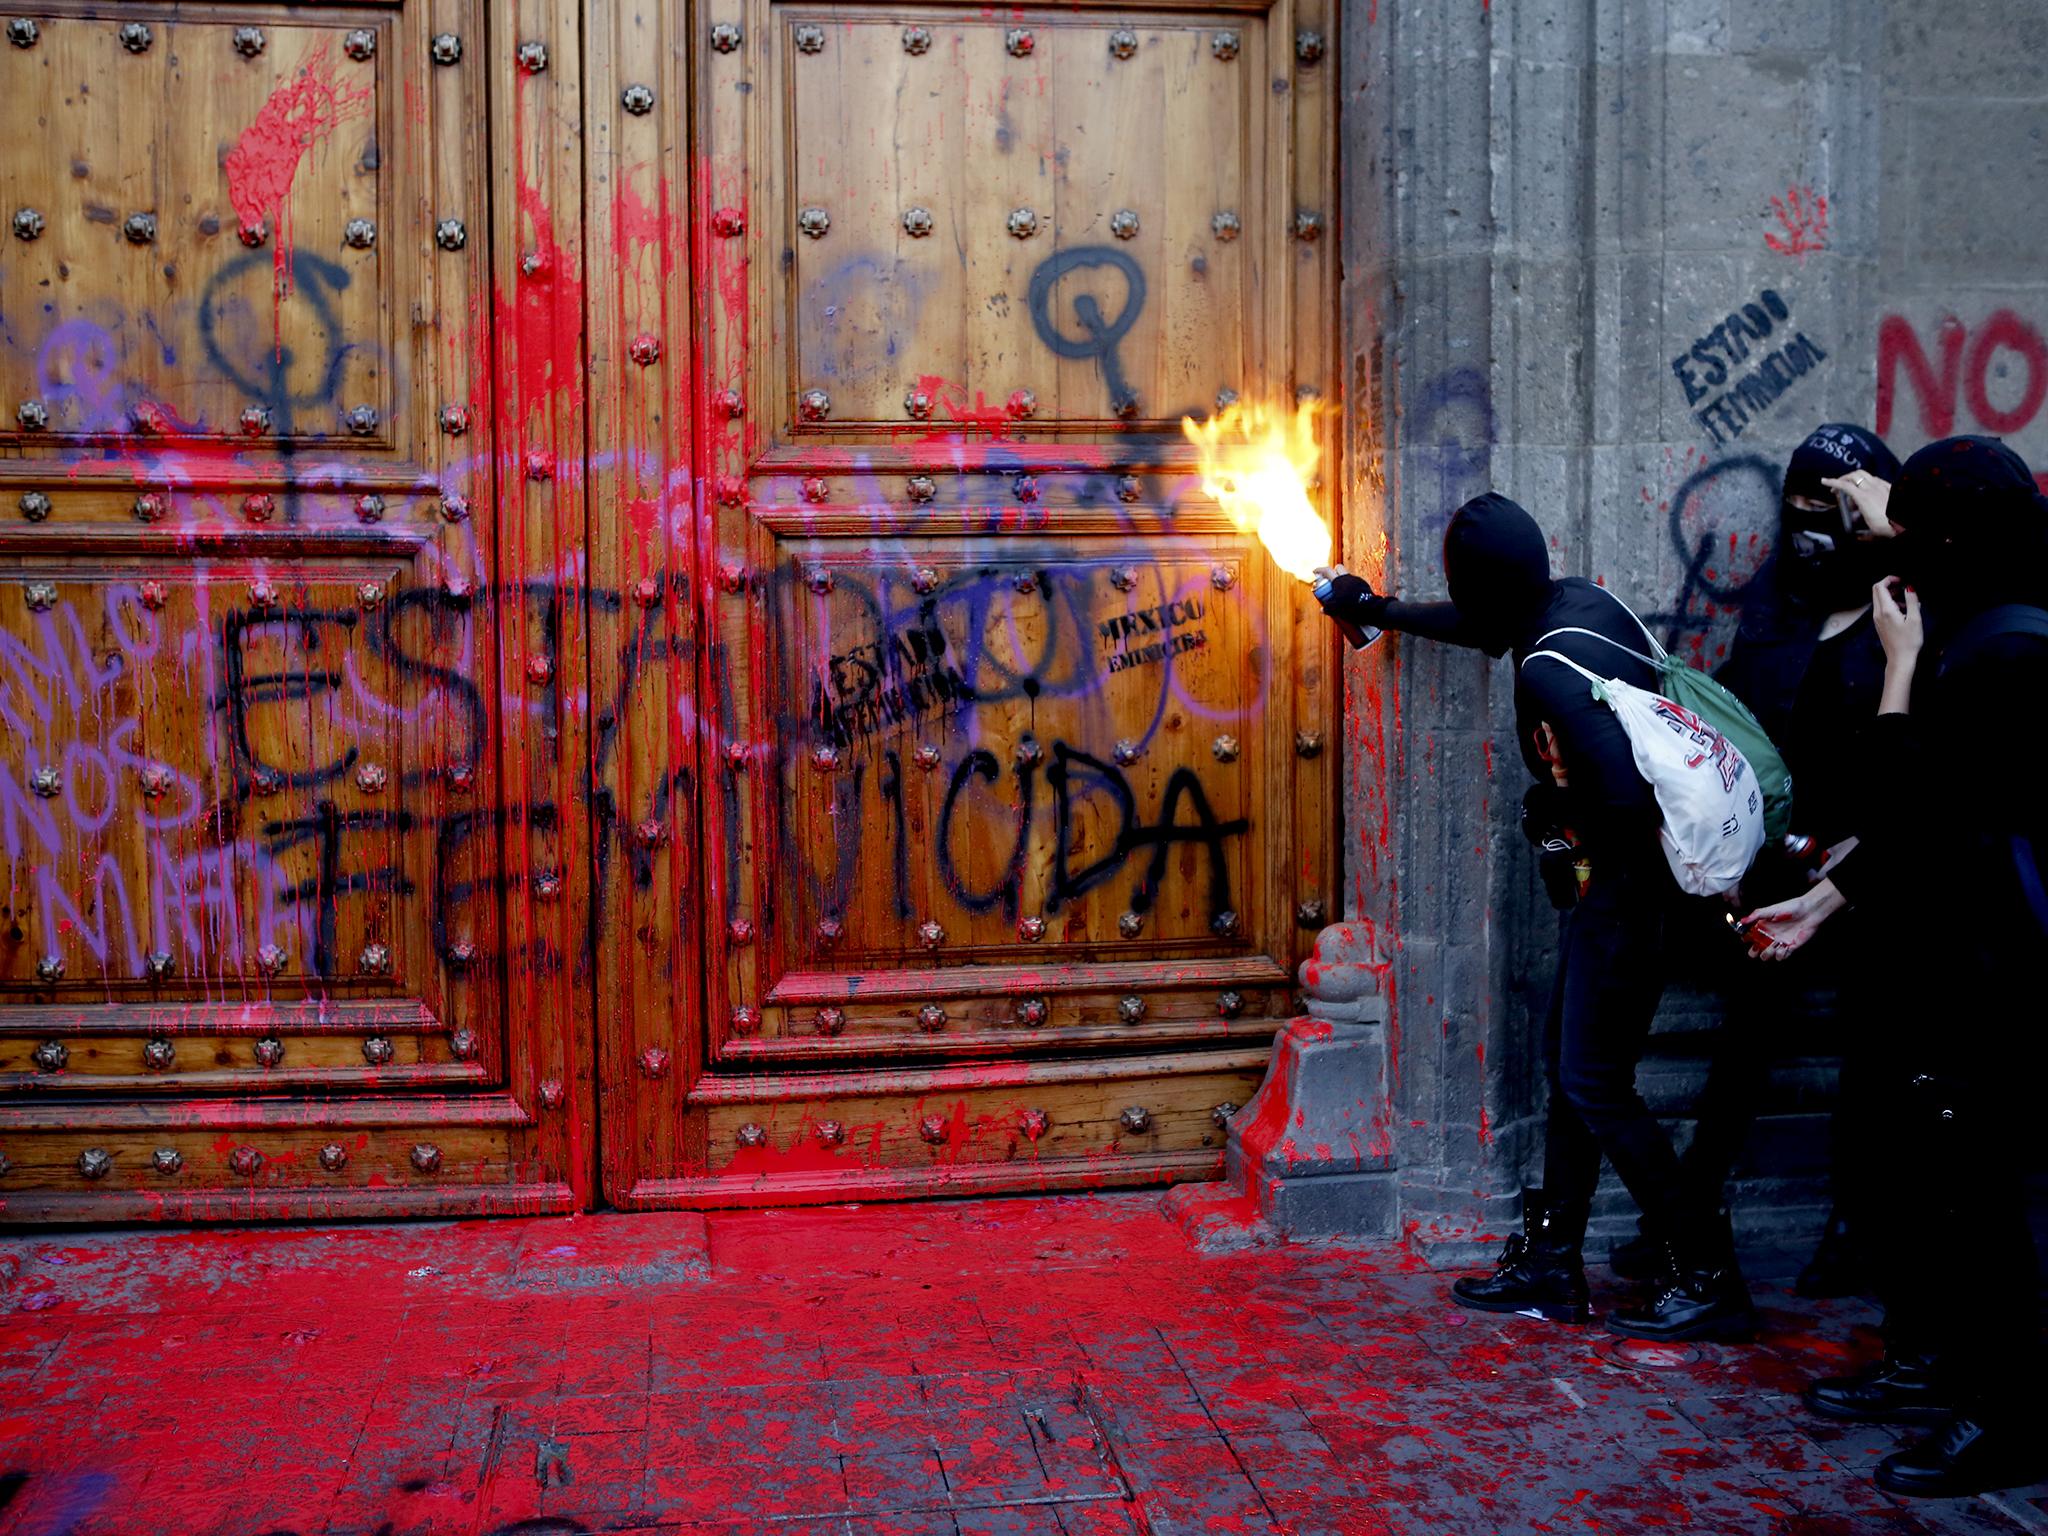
[1821,470,1895,538]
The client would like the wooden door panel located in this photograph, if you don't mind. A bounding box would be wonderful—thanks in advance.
[0,564,428,996]
[661,1047,1269,1204]
[4,8,411,455]
[601,0,1337,1208]
[765,545,1261,966]
[0,0,581,1222]
[778,9,1260,435]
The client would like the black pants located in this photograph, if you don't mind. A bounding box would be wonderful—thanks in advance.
[1540,858,1709,1246]
[1880,1060,2043,1422]
[1669,911,1876,1217]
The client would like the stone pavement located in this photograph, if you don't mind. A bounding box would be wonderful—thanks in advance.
[1,1194,2044,1536]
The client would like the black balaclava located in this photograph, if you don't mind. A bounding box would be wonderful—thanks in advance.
[1778,423,1901,610]
[1887,435,2048,623]
[1442,493,1554,657]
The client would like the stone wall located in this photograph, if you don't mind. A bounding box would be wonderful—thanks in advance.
[1338,0,2048,1260]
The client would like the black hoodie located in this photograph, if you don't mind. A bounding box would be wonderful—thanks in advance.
[1828,437,2048,971]
[1349,494,1664,859]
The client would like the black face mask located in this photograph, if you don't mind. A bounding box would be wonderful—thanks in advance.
[1780,497,1892,610]
[1775,425,1903,611]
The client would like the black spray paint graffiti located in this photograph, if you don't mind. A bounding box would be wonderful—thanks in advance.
[198,249,355,434]
[197,553,1257,978]
[780,562,1261,931]
[1640,452,1780,659]
[205,578,704,978]
[1670,289,1829,447]
[808,565,1126,751]
[798,741,1245,933]
[1026,247,1147,418]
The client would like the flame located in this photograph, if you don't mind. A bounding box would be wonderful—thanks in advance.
[1181,398,1331,583]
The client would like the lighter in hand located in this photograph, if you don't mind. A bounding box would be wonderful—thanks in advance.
[1311,565,1384,651]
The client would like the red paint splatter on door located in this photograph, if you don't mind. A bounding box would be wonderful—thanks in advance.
[223,44,373,306]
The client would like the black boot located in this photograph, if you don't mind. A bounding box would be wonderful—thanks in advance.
[1874,1414,2048,1497]
[1795,1206,1862,1299]
[1607,1223,1663,1282]
[1804,1353,1952,1424]
[1605,1210,1755,1342]
[1451,1190,1591,1324]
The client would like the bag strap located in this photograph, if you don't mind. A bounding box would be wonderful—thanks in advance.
[1527,625,1661,672]
[1938,604,2048,681]
[1591,584,1670,661]
[1519,648,1612,702]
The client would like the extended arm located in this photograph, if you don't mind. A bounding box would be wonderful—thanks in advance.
[1313,569,1487,648]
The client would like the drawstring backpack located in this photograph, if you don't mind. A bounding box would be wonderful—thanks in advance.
[1522,594,1788,896]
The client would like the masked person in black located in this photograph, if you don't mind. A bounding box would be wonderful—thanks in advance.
[1316,493,1753,1342]
[1607,425,1901,1293]
[1743,436,2048,1496]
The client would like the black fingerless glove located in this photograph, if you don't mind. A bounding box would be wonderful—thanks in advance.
[1316,573,1390,630]
[1537,846,1582,911]
[1522,785,1580,909]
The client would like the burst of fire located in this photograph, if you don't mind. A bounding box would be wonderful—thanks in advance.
[1181,398,1331,583]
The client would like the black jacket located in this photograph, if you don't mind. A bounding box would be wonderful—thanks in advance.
[1829,608,2048,950]
[1340,495,1663,860]
[1828,437,2048,1033]
[1714,571,1888,852]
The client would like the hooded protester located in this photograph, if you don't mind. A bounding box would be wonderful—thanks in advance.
[1608,424,1902,1295]
[1317,493,1754,1343]
[1743,435,2048,1497]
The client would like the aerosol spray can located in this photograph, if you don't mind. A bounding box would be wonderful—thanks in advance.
[1310,565,1385,651]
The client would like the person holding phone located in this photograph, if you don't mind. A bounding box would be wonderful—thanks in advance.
[1317,493,1754,1342]
[1741,436,2048,1497]
[1607,425,1900,1295]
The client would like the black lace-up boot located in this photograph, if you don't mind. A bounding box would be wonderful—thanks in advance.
[1805,1353,1953,1424]
[1874,1413,2048,1497]
[1605,1209,1755,1342]
[1451,1189,1591,1324]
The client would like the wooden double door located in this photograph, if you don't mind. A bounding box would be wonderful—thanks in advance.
[0,0,1338,1221]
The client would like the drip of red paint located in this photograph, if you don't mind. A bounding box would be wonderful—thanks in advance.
[223,45,372,331]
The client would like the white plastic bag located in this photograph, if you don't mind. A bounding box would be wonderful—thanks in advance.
[1521,647,1765,896]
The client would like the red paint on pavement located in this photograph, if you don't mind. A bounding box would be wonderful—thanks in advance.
[36,1176,1886,1536]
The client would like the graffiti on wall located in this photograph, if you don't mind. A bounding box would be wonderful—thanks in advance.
[1671,288,1829,447]
[1876,308,2048,484]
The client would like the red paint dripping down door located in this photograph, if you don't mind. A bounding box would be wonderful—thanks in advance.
[0,3,592,1220]
[596,0,1341,1208]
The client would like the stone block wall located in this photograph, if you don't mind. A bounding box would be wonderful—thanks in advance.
[1338,0,2048,1260]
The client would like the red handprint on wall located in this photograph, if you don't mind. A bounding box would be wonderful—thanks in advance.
[1764,185,1830,261]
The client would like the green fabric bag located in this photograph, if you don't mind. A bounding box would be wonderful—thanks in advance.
[1655,658,1795,842]
[1546,597,1796,844]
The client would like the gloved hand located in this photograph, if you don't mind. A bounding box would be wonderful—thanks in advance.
[1521,783,1570,847]
[1311,566,1386,628]
[1522,785,1580,910]
[1537,846,1582,911]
